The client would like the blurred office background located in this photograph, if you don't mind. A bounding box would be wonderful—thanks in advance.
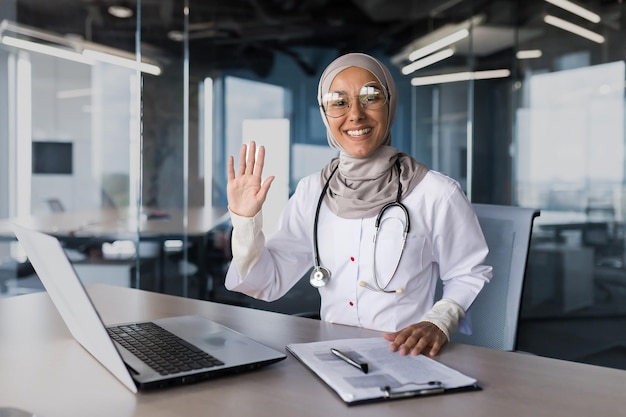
[1,0,625,370]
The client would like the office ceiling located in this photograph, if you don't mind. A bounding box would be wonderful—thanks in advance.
[10,0,626,77]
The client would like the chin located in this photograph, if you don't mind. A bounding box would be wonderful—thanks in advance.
[348,150,373,158]
[344,144,377,158]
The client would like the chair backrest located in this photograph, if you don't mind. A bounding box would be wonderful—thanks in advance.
[448,203,540,351]
[46,198,65,213]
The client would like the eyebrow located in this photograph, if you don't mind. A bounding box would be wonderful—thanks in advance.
[327,84,383,94]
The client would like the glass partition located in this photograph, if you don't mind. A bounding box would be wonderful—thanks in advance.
[512,1,626,369]
[2,0,626,372]
[0,0,198,297]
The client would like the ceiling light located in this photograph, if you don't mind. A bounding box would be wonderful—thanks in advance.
[544,14,605,43]
[56,88,92,99]
[410,69,511,86]
[408,29,468,62]
[516,49,543,59]
[391,14,484,66]
[544,0,601,23]
[167,31,184,42]
[0,20,161,75]
[83,49,161,76]
[107,5,134,19]
[402,48,454,75]
[1,35,94,65]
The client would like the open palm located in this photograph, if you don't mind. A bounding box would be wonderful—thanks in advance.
[227,141,275,217]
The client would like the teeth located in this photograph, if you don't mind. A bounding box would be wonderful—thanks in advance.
[347,128,371,136]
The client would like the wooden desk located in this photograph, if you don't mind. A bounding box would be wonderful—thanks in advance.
[1,285,625,417]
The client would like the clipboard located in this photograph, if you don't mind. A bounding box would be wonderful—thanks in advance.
[286,337,480,405]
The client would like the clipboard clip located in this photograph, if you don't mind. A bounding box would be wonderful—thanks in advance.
[381,381,445,399]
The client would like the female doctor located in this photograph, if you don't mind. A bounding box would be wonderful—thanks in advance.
[225,53,492,357]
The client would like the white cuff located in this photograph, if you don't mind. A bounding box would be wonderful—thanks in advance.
[229,209,265,277]
[420,298,465,341]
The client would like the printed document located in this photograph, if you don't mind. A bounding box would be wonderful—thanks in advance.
[287,337,478,404]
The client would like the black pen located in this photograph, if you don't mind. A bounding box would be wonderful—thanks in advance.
[330,348,369,374]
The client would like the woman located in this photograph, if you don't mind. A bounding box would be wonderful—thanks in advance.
[225,53,492,357]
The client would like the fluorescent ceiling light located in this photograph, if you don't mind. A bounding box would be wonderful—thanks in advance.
[544,0,601,23]
[391,14,484,66]
[56,88,92,99]
[408,29,468,62]
[516,49,543,59]
[402,48,454,75]
[83,49,161,76]
[411,69,511,86]
[107,5,134,19]
[1,35,94,65]
[0,19,161,76]
[544,14,605,43]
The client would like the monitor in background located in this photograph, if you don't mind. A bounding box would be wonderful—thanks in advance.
[32,141,73,175]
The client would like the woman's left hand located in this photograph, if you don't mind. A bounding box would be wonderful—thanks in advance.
[383,321,448,357]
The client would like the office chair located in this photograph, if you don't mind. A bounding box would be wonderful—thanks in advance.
[46,198,66,213]
[447,203,540,351]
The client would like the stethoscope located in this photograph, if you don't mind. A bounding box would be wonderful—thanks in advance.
[309,160,410,294]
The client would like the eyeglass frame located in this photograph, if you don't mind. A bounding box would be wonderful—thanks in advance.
[320,82,389,118]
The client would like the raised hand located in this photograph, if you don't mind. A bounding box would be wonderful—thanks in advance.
[227,141,275,217]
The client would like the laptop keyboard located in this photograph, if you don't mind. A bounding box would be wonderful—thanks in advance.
[107,322,225,375]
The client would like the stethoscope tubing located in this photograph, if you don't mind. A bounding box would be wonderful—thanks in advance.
[311,160,409,293]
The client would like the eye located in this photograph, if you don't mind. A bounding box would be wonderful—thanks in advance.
[361,93,381,105]
[359,86,383,104]
[324,92,348,108]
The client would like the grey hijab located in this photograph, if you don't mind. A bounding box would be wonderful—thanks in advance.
[317,53,429,219]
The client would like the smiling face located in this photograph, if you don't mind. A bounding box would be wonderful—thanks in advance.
[325,67,389,158]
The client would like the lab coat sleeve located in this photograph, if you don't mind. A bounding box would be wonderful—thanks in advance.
[420,298,465,341]
[225,176,317,301]
[229,210,265,277]
[433,185,493,312]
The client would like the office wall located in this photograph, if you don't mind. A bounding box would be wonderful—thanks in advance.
[0,50,9,220]
[0,0,15,220]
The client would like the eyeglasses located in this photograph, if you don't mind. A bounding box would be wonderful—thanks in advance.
[321,83,388,118]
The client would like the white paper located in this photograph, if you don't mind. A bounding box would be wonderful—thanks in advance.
[287,337,477,404]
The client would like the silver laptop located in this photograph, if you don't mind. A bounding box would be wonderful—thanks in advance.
[12,223,286,393]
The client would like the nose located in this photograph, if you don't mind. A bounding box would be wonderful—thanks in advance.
[346,97,365,120]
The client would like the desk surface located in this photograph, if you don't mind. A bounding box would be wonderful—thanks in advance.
[1,285,625,417]
[0,207,229,240]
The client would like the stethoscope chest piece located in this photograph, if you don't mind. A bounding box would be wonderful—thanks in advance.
[309,266,331,288]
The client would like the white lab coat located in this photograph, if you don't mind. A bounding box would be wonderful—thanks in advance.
[225,170,492,333]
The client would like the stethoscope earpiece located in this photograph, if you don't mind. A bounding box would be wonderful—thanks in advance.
[359,281,404,294]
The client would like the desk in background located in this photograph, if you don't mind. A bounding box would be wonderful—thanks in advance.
[0,207,229,297]
[1,284,625,417]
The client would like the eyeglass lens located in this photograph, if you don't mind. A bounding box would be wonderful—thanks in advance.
[322,84,387,117]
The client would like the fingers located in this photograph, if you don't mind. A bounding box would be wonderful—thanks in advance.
[426,338,445,357]
[237,143,247,177]
[245,141,256,175]
[385,323,447,357]
[254,144,266,177]
[234,141,266,178]
[227,156,235,181]
[260,176,275,197]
